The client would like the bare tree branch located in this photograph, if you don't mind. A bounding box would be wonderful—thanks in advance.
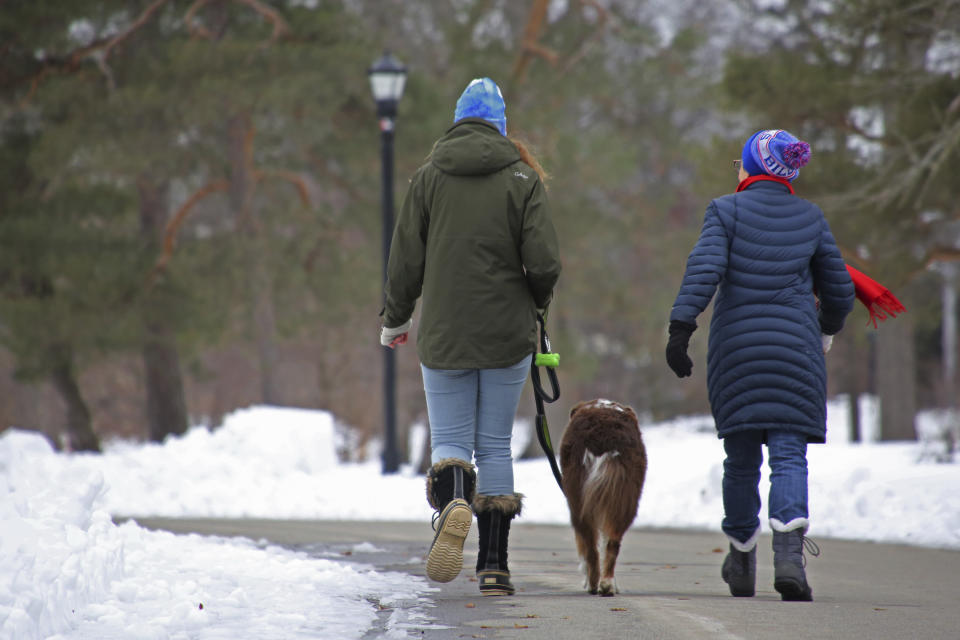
[235,0,291,43]
[17,0,172,105]
[102,0,171,60]
[17,0,292,104]
[94,52,117,93]
[512,0,555,82]
[899,247,960,284]
[254,169,311,206]
[146,179,229,289]
[559,0,613,74]
[186,0,291,47]
[184,0,218,41]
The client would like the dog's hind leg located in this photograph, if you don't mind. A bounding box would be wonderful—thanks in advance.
[572,518,600,594]
[598,529,622,596]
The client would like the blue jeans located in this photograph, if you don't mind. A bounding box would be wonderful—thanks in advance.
[721,429,809,546]
[421,354,532,496]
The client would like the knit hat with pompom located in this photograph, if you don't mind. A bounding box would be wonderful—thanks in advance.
[453,78,506,136]
[741,129,811,181]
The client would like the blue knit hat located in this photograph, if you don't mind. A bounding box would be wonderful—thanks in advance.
[453,78,506,136]
[741,129,811,181]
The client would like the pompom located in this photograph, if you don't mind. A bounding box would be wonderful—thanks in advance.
[782,141,811,169]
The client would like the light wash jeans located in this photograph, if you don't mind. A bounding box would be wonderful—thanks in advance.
[421,354,532,496]
[721,429,809,545]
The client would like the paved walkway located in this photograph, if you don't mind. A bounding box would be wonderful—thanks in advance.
[133,518,960,639]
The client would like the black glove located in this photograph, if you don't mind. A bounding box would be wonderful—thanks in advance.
[666,320,696,378]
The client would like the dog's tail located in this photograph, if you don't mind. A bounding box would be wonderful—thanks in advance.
[581,450,641,532]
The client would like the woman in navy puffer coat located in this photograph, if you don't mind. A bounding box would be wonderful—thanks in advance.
[666,129,854,602]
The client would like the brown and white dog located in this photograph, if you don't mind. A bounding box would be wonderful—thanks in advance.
[559,399,647,596]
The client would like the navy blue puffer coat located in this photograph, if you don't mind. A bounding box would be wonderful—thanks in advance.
[670,179,855,442]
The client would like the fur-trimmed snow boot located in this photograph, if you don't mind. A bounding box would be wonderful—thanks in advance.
[721,529,758,597]
[473,493,522,596]
[772,527,819,601]
[721,544,757,597]
[425,458,476,583]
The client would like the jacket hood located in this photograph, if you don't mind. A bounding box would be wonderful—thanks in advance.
[430,119,520,176]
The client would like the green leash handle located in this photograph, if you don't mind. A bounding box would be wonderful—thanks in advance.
[534,352,560,368]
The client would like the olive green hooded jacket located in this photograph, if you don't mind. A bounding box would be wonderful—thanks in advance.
[383,118,561,369]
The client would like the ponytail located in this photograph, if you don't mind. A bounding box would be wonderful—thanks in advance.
[509,136,550,187]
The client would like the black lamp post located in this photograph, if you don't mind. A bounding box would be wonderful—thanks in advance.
[369,51,407,474]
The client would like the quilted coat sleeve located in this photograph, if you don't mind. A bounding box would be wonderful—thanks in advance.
[670,200,729,325]
[811,214,855,335]
[383,170,428,329]
[520,177,561,310]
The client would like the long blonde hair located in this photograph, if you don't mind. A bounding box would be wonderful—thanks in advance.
[509,136,550,187]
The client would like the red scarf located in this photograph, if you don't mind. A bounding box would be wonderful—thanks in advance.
[846,265,906,328]
[736,175,905,327]
[736,174,794,193]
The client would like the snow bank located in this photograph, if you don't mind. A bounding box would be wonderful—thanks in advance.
[0,412,436,640]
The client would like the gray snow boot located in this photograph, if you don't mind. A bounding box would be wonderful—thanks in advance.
[773,529,820,601]
[425,458,476,583]
[721,544,756,597]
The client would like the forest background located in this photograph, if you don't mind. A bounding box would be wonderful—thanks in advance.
[1,0,958,464]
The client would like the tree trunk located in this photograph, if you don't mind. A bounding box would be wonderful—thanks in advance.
[942,262,958,456]
[48,343,100,452]
[251,253,280,404]
[138,173,189,442]
[228,112,281,405]
[841,338,865,443]
[870,9,930,443]
[142,321,189,442]
[875,313,917,440]
[849,387,861,443]
[942,262,957,408]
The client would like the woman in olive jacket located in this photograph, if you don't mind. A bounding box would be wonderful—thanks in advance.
[379,78,561,596]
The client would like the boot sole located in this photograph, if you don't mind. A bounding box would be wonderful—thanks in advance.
[726,582,756,597]
[721,560,755,597]
[477,569,515,596]
[426,499,472,583]
[774,577,813,602]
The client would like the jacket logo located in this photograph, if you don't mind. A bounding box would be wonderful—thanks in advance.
[514,171,529,180]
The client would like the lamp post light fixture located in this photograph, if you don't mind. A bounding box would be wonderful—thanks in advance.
[369,51,407,475]
[369,51,407,121]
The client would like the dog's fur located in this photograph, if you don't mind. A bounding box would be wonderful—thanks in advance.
[559,399,647,596]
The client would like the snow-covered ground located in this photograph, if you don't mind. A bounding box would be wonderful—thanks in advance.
[2,401,959,639]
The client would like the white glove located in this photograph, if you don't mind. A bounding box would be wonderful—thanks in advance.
[380,319,412,347]
[821,334,834,354]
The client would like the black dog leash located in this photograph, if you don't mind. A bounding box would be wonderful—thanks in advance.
[531,313,563,490]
